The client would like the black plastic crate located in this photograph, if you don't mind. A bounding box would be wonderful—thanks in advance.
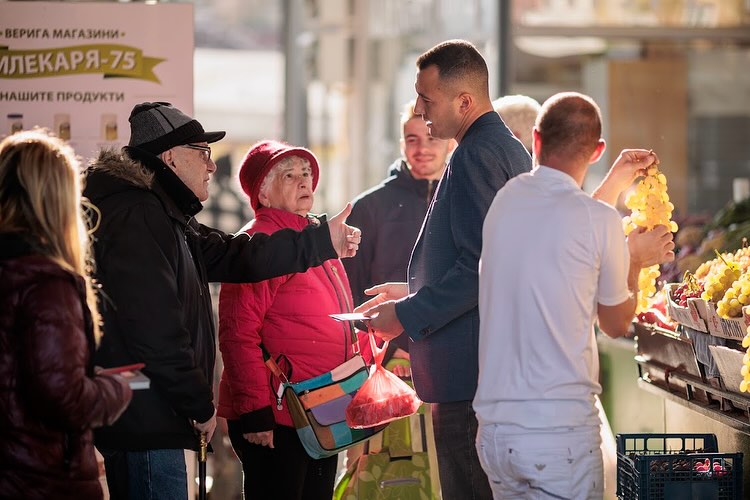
[616,433,742,499]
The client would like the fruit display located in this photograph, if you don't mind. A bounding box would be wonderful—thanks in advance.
[740,328,750,393]
[636,288,677,331]
[636,308,676,332]
[701,250,741,304]
[622,162,678,313]
[660,196,750,283]
[670,273,704,307]
[716,270,750,319]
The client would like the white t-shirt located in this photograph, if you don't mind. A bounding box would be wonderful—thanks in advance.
[474,166,630,430]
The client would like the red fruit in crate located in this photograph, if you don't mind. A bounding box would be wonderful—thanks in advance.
[694,459,710,472]
[652,297,667,315]
[637,309,677,331]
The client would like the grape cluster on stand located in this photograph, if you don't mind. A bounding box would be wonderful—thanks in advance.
[701,250,741,306]
[623,162,678,313]
[716,271,750,318]
[671,272,704,307]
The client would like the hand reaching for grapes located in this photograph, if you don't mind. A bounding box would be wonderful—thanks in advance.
[627,225,675,268]
[593,149,660,206]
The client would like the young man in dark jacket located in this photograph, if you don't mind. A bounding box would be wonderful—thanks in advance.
[86,102,360,499]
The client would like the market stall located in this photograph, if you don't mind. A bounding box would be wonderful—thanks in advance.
[600,198,750,497]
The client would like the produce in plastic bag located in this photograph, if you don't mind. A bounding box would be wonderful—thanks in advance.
[345,333,421,429]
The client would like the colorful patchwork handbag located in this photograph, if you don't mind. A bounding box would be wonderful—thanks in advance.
[261,340,387,459]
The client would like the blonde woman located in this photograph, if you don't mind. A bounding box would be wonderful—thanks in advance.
[0,129,132,500]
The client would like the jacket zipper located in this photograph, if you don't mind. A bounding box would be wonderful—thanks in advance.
[426,179,435,206]
[184,217,203,297]
[63,433,71,470]
[326,264,356,359]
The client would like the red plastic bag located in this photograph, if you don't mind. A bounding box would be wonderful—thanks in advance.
[345,333,422,429]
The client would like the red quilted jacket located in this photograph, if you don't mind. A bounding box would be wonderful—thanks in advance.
[0,234,132,499]
[217,208,371,432]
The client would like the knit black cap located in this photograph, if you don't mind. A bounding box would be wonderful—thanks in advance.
[127,102,225,155]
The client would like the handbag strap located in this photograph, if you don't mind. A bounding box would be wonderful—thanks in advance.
[259,342,289,384]
[258,293,362,383]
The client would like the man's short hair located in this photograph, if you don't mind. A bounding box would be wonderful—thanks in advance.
[416,39,489,96]
[493,95,541,151]
[400,100,418,139]
[536,92,602,164]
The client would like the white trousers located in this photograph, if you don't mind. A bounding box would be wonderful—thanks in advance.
[476,424,603,500]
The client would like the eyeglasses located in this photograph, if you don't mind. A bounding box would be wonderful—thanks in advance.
[181,144,212,162]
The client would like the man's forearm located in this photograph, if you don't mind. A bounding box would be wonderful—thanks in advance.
[592,179,619,206]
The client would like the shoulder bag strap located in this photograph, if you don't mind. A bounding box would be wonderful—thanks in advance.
[259,342,289,384]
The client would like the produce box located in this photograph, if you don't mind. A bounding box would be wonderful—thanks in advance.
[709,345,746,396]
[692,298,709,322]
[683,326,726,381]
[635,323,704,383]
[704,301,749,341]
[616,433,742,499]
[665,284,708,333]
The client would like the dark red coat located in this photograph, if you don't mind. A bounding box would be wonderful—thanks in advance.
[0,234,132,500]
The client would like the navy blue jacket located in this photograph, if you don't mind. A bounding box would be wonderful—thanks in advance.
[395,111,532,402]
[344,160,439,353]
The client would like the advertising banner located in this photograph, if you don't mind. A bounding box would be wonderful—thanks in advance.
[0,1,193,158]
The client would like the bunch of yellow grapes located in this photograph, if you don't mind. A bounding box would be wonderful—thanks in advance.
[740,328,750,392]
[716,269,750,318]
[701,251,741,304]
[636,266,662,311]
[694,254,722,281]
[734,246,750,272]
[623,162,678,313]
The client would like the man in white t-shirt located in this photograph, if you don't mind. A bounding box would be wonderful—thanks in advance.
[474,92,675,499]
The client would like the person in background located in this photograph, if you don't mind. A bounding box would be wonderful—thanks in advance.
[218,140,370,500]
[85,102,361,499]
[358,39,532,499]
[344,99,455,371]
[492,94,541,154]
[0,129,132,499]
[474,92,675,499]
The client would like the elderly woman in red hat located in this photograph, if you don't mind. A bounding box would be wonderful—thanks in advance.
[217,140,367,499]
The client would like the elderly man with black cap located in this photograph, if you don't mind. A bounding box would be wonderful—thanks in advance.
[85,102,360,499]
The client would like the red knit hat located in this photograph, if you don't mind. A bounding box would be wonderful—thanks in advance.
[239,140,320,210]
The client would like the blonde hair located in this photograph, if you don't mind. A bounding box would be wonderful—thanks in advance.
[493,95,541,152]
[399,100,419,139]
[0,129,103,341]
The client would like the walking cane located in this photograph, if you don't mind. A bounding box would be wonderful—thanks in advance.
[198,431,208,500]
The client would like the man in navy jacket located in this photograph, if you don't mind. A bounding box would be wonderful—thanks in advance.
[358,40,532,499]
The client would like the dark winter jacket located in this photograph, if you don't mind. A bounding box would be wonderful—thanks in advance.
[344,159,439,352]
[0,233,132,499]
[85,148,338,451]
[395,111,532,402]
